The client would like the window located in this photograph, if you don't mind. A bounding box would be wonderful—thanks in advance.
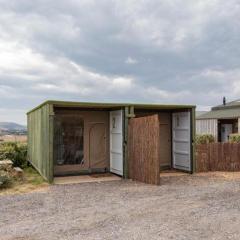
[54,117,84,165]
[112,117,116,129]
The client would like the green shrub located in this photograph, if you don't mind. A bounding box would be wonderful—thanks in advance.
[196,134,215,144]
[0,171,13,189]
[0,142,28,168]
[229,134,240,143]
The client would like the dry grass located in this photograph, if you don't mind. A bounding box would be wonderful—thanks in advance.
[0,167,49,196]
[196,171,240,180]
[0,135,27,143]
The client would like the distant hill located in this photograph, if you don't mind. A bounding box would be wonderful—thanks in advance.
[0,122,27,132]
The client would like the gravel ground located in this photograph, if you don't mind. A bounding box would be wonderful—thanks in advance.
[1,172,240,240]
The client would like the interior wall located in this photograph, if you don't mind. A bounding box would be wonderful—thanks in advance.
[53,108,110,175]
[158,113,171,168]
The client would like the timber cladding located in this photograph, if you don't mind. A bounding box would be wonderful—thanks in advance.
[128,114,160,185]
[196,143,240,172]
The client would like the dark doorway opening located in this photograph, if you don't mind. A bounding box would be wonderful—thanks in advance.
[217,119,238,142]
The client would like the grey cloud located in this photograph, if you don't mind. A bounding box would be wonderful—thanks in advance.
[0,0,240,123]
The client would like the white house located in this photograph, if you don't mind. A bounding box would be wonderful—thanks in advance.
[196,99,240,142]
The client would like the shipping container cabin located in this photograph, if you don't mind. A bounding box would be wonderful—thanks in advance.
[27,101,196,184]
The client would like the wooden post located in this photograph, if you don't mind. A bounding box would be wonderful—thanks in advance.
[123,107,129,179]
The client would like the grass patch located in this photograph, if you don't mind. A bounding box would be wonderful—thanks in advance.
[24,167,46,185]
[0,167,49,195]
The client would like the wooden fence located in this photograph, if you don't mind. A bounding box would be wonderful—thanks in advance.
[196,143,240,172]
[128,114,160,185]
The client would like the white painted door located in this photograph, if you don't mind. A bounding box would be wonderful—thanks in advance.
[110,110,123,176]
[172,111,191,171]
[221,124,233,142]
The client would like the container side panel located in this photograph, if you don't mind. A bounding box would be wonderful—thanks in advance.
[191,108,196,173]
[238,118,240,134]
[27,104,51,181]
[48,104,54,182]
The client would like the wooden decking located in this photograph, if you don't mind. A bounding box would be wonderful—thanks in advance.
[54,173,121,185]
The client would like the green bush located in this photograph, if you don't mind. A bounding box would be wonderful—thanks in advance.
[0,171,13,189]
[0,142,28,168]
[196,134,215,144]
[229,134,240,143]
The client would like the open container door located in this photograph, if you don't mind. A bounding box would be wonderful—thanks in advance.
[172,111,191,172]
[128,114,160,185]
[110,110,123,176]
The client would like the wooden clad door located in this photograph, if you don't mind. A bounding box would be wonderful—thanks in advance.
[89,123,108,169]
[128,114,160,185]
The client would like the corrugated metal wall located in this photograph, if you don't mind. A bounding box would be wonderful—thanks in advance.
[196,119,218,141]
[238,118,240,133]
[27,103,54,182]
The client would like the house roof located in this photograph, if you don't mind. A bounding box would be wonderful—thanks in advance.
[197,99,240,120]
[27,100,195,114]
[197,108,240,120]
[212,99,240,110]
[196,111,207,117]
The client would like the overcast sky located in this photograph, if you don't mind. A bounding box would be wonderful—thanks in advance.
[0,0,240,124]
